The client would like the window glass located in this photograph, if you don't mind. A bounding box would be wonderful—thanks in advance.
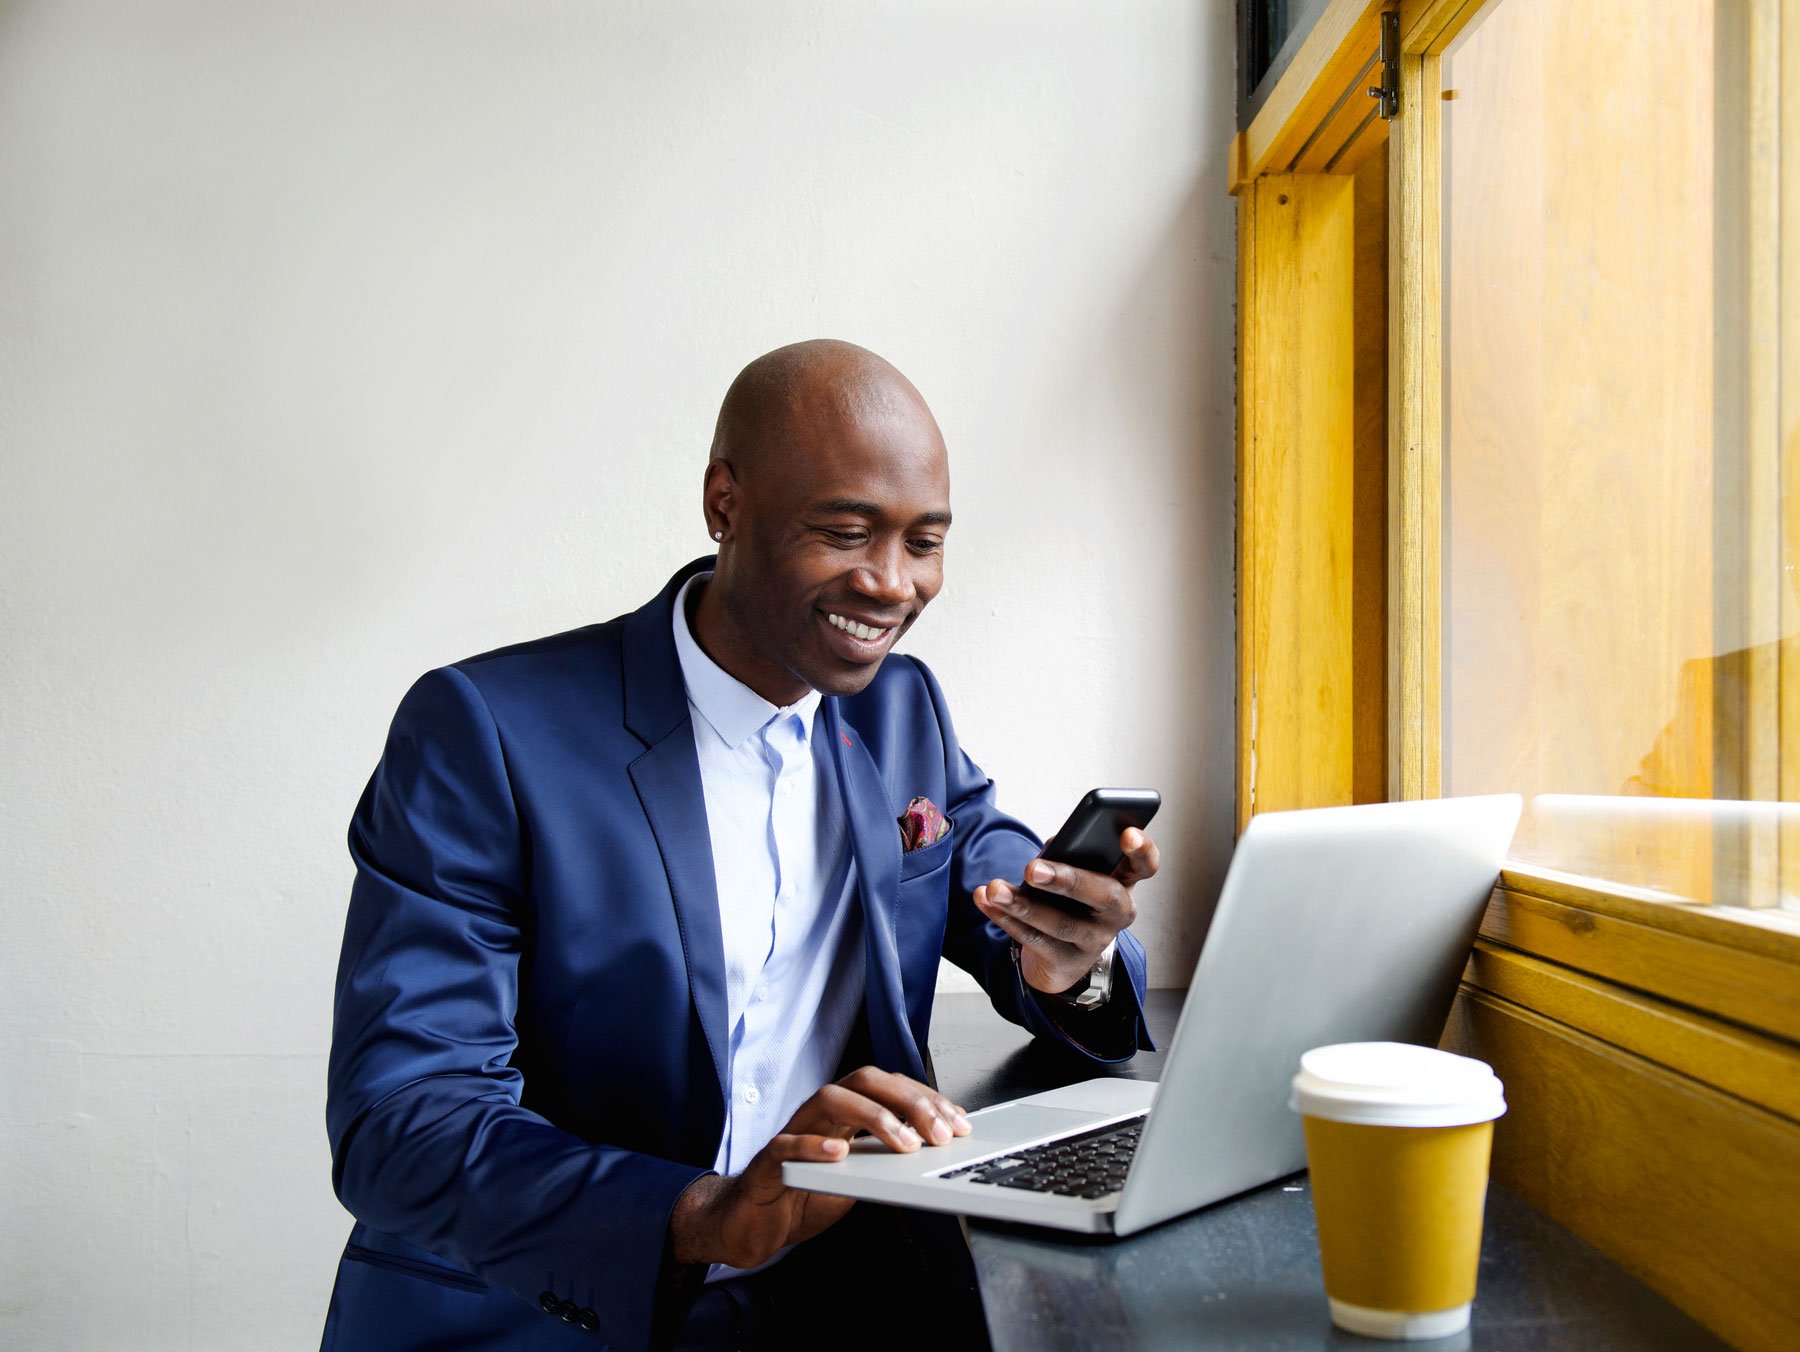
[1244,0,1301,93]
[1241,0,1333,125]
[1439,0,1794,911]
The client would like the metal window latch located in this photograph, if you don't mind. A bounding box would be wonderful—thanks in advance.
[1368,10,1400,120]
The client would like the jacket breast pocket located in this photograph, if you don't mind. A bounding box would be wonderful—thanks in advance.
[898,824,954,882]
[895,827,954,976]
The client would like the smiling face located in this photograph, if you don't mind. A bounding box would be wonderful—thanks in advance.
[693,342,952,705]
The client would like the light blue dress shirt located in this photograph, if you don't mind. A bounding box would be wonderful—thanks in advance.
[670,575,867,1198]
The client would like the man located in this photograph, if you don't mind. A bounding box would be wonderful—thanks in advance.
[323,340,1160,1350]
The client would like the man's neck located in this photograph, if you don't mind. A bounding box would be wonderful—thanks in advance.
[688,576,811,708]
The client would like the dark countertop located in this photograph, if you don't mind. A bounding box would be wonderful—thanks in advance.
[927,989,1728,1352]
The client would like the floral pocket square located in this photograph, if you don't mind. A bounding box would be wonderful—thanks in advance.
[897,796,951,852]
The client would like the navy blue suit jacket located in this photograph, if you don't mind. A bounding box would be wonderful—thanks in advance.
[323,559,1152,1351]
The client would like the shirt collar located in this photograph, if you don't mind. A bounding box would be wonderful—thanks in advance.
[671,572,821,749]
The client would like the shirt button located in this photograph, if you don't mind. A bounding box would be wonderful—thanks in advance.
[757,985,769,1002]
[744,1085,761,1105]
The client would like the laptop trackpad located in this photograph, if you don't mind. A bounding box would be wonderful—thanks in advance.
[966,1103,1101,1148]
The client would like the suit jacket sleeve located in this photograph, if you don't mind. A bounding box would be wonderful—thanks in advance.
[910,659,1155,1059]
[326,665,706,1351]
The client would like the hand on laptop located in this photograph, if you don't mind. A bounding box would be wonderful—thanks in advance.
[973,827,1161,996]
[668,1066,973,1269]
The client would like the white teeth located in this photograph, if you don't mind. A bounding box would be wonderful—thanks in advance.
[827,613,888,642]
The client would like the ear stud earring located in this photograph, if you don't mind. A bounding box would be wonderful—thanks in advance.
[711,530,723,541]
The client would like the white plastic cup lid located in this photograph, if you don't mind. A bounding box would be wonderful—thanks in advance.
[1289,1042,1506,1128]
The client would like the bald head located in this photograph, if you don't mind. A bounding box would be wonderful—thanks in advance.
[693,339,952,704]
[709,339,937,481]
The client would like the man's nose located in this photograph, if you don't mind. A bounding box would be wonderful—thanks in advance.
[852,542,914,606]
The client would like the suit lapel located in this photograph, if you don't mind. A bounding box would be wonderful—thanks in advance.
[826,700,924,1080]
[623,560,730,1107]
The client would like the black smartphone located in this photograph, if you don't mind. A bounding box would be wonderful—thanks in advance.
[1021,787,1161,915]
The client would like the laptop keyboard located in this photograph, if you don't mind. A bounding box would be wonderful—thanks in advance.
[937,1114,1146,1200]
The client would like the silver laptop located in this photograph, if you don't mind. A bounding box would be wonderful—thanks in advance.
[784,794,1521,1235]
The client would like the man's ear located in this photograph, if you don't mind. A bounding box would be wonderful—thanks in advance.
[702,459,738,542]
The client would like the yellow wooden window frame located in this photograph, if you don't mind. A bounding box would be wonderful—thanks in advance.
[1234,2,1800,1344]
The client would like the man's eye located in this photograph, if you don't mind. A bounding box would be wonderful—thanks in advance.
[822,528,868,545]
[909,538,944,554]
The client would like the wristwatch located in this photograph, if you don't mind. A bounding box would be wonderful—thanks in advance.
[1046,940,1117,1010]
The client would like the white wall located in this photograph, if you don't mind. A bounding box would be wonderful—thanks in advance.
[0,1,1236,1345]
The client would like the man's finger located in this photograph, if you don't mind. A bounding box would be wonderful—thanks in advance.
[791,1072,969,1152]
[975,884,1089,957]
[1021,856,1128,914]
[769,1132,850,1164]
[1115,827,1162,886]
[985,878,1118,950]
[975,887,1108,993]
[974,895,1054,953]
[736,1131,850,1202]
[833,1067,971,1144]
[798,1082,927,1153]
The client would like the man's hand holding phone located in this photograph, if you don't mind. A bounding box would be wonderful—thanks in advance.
[971,789,1162,997]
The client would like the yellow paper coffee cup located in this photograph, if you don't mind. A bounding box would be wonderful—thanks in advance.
[1290,1042,1506,1341]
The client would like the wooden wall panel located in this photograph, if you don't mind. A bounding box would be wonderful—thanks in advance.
[1443,985,1800,1351]
[1239,174,1357,825]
